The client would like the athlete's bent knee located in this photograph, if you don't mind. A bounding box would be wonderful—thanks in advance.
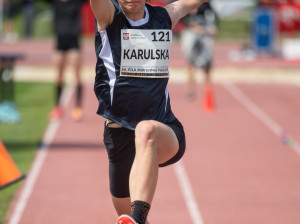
[135,121,157,145]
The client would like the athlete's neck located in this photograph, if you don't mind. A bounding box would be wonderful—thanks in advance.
[121,7,146,21]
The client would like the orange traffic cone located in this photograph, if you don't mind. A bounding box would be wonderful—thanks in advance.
[0,140,25,190]
[202,84,215,113]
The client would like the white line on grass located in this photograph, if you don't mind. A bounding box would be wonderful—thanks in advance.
[8,85,75,224]
[222,81,300,156]
[174,161,205,224]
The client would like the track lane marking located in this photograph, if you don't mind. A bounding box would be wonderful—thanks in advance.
[174,161,205,224]
[8,85,74,224]
[222,81,300,156]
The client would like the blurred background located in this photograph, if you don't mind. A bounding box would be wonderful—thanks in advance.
[1,0,300,223]
[1,0,300,44]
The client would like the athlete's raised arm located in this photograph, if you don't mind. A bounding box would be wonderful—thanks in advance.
[90,0,115,31]
[165,0,208,29]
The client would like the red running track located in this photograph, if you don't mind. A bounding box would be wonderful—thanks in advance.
[5,82,300,224]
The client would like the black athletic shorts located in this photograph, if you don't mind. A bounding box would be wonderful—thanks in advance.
[103,118,186,198]
[56,35,80,51]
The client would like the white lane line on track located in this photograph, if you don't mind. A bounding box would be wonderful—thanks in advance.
[8,85,74,224]
[222,81,300,156]
[174,161,205,224]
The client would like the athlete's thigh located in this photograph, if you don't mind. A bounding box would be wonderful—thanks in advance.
[150,120,179,164]
[54,50,67,68]
[68,49,80,62]
[104,125,135,198]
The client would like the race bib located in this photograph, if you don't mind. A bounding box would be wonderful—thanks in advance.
[120,29,172,78]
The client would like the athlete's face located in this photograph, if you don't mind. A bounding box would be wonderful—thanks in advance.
[118,0,147,18]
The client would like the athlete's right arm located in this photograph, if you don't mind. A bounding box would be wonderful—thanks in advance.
[90,0,115,31]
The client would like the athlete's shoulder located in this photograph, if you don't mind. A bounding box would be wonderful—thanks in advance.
[110,0,122,13]
[146,4,171,25]
[107,0,129,30]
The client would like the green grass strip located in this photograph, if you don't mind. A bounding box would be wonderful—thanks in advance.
[0,82,54,223]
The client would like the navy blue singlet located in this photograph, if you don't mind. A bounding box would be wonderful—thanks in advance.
[94,0,177,130]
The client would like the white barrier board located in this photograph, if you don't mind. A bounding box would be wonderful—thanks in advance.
[282,38,300,60]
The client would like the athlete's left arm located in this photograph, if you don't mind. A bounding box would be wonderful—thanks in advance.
[165,0,209,29]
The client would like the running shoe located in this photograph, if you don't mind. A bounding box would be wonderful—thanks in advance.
[49,106,63,121]
[71,107,83,122]
[116,214,138,224]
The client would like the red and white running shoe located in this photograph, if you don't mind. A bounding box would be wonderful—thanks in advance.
[116,214,138,224]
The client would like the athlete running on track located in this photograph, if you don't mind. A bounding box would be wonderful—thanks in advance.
[181,1,218,100]
[47,0,87,122]
[89,0,206,223]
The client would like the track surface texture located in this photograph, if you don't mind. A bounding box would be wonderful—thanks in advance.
[2,39,300,224]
